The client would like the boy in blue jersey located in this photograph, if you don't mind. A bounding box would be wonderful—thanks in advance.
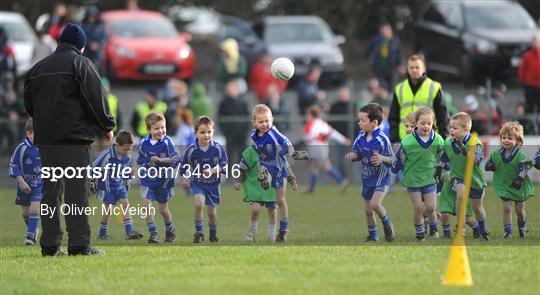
[174,116,228,243]
[345,103,395,242]
[137,112,177,243]
[251,104,310,242]
[91,130,143,240]
[9,119,42,246]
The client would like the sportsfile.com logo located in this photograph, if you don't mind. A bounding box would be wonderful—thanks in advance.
[40,163,242,182]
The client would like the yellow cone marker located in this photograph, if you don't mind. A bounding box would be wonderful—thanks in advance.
[442,132,478,286]
[116,205,124,224]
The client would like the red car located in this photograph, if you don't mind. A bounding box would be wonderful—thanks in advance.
[101,10,195,81]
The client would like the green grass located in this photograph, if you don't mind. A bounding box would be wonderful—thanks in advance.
[1,185,539,294]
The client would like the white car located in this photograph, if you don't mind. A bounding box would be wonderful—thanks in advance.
[1,11,38,77]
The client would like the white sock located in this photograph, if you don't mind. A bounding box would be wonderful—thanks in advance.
[249,219,258,232]
[267,224,276,238]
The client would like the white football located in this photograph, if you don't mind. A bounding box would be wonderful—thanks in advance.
[271,57,295,81]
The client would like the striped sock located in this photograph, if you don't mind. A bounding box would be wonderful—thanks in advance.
[123,218,133,235]
[279,218,288,231]
[147,221,158,235]
[442,224,451,237]
[99,222,108,237]
[368,224,378,239]
[477,219,487,234]
[518,218,526,231]
[415,223,425,235]
[27,214,39,238]
[209,223,217,237]
[381,215,391,227]
[195,219,204,233]
[504,223,512,234]
[165,220,175,232]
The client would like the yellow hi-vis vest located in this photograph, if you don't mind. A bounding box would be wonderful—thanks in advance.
[108,93,119,133]
[395,77,441,139]
[135,101,168,137]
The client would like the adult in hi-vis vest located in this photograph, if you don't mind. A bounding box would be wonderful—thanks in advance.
[389,54,448,143]
[130,88,167,138]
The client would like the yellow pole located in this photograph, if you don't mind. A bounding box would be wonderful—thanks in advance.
[442,132,478,286]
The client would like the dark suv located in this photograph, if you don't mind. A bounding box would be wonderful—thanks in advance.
[415,0,538,82]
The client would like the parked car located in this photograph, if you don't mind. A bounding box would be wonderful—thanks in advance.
[0,11,38,77]
[216,15,267,68]
[415,0,538,82]
[253,16,346,86]
[101,10,195,81]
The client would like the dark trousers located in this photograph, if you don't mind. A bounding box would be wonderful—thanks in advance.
[524,85,540,114]
[39,145,91,252]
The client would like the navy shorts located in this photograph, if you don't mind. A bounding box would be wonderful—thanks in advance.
[141,186,174,204]
[407,183,437,195]
[15,191,42,206]
[454,178,485,199]
[362,185,388,200]
[97,187,128,205]
[192,182,221,206]
[253,201,277,209]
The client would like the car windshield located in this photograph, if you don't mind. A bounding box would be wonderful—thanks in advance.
[265,22,334,43]
[1,20,35,42]
[111,18,178,38]
[465,3,536,30]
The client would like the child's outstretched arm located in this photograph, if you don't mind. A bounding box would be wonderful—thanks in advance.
[391,144,405,174]
[484,156,497,172]
[511,157,531,189]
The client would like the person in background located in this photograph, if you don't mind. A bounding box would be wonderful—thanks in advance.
[515,103,536,135]
[0,27,17,80]
[188,82,212,119]
[217,38,247,93]
[101,78,121,133]
[131,88,168,138]
[518,32,540,115]
[218,80,249,166]
[164,79,189,134]
[0,72,24,156]
[388,54,448,144]
[329,85,355,175]
[365,23,405,90]
[249,51,288,102]
[263,84,290,131]
[32,28,56,65]
[298,66,326,115]
[81,6,107,72]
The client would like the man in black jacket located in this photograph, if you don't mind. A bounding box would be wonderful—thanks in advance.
[24,23,115,256]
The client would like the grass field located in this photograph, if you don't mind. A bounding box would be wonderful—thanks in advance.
[1,185,539,294]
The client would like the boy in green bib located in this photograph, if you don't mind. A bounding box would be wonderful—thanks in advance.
[485,122,535,238]
[437,175,479,238]
[436,112,489,240]
[234,146,298,242]
[393,107,444,241]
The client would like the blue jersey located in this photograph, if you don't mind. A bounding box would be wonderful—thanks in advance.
[351,128,393,187]
[93,144,131,192]
[251,126,292,179]
[137,135,177,188]
[174,139,228,187]
[9,137,42,193]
